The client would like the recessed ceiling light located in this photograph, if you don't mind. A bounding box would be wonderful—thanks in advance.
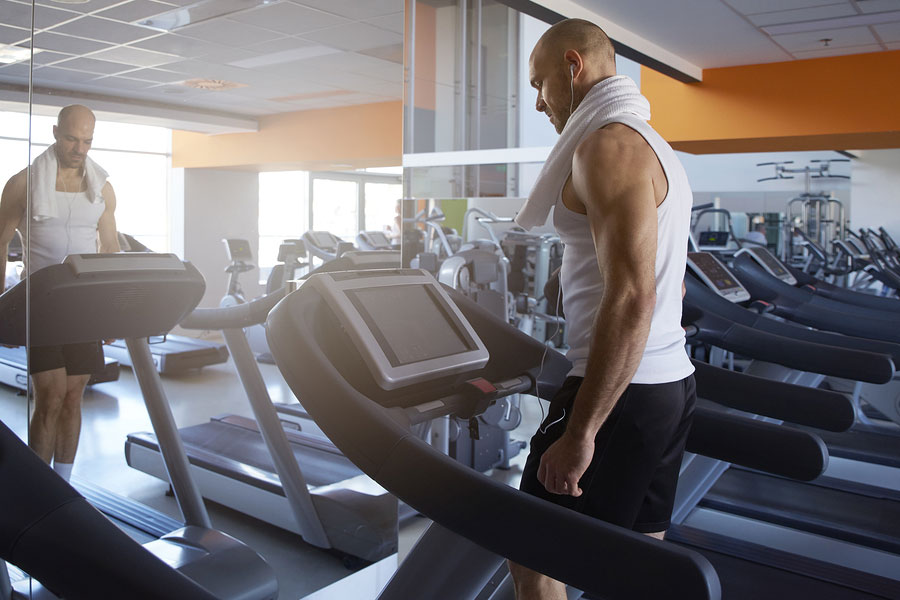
[139,0,276,32]
[180,78,247,91]
[0,44,41,65]
[50,0,90,4]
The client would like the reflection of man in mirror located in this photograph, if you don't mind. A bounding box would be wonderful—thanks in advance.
[0,104,120,480]
[744,221,768,247]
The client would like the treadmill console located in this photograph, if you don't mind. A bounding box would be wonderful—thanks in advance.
[698,231,729,247]
[307,269,489,390]
[304,231,341,253]
[687,252,751,303]
[65,253,187,274]
[736,247,797,285]
[358,231,393,250]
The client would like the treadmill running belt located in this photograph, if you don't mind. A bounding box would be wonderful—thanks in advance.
[131,420,361,492]
[805,427,900,469]
[702,468,900,554]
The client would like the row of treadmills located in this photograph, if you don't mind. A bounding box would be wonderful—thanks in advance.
[2,239,899,599]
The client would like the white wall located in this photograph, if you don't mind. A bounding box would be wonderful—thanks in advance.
[182,168,262,308]
[850,149,900,240]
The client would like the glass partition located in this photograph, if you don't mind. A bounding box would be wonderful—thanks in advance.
[3,0,405,597]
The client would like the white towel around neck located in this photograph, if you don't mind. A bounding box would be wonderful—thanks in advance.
[515,75,651,230]
[29,143,108,222]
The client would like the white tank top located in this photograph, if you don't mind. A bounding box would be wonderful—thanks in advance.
[19,190,105,273]
[553,115,694,384]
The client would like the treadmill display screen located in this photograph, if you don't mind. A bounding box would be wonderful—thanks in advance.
[366,232,390,247]
[689,252,741,292]
[347,284,477,367]
[312,232,337,250]
[699,231,729,247]
[750,247,789,278]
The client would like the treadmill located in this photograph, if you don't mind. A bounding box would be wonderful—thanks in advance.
[675,252,900,596]
[357,230,395,251]
[264,267,900,599]
[0,345,119,391]
[302,230,355,268]
[0,253,276,600]
[126,251,406,565]
[102,237,231,375]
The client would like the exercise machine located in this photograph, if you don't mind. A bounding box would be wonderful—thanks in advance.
[0,253,277,599]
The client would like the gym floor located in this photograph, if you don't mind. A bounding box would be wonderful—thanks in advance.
[0,337,545,599]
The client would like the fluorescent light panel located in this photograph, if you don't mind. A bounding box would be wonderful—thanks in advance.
[138,0,276,32]
[229,45,341,69]
[0,44,41,65]
[762,10,900,36]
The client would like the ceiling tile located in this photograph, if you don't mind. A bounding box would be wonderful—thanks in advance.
[725,0,847,16]
[300,22,402,52]
[48,16,159,44]
[0,63,32,79]
[290,0,403,20]
[368,12,404,34]
[873,21,900,42]
[130,33,227,58]
[2,2,80,30]
[35,0,124,13]
[89,45,180,67]
[0,24,31,46]
[87,75,158,91]
[228,3,349,35]
[32,50,74,65]
[111,66,186,83]
[31,65,101,84]
[95,0,179,23]
[791,43,884,57]
[243,36,322,54]
[32,31,113,54]
[53,56,132,75]
[177,19,285,47]
[748,3,856,27]
[772,25,878,51]
[857,0,900,13]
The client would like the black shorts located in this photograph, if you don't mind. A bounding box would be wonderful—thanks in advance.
[520,374,696,533]
[29,342,105,376]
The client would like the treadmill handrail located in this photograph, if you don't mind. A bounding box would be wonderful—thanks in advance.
[684,301,896,385]
[685,274,900,366]
[691,360,855,432]
[266,287,722,600]
[181,288,287,330]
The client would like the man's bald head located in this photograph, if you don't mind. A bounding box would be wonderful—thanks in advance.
[57,104,95,130]
[534,19,616,73]
[54,105,96,170]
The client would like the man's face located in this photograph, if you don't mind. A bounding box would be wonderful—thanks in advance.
[53,116,94,169]
[529,45,569,134]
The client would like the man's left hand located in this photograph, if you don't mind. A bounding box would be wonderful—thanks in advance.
[537,433,594,497]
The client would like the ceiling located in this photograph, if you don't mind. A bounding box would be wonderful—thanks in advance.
[553,0,900,71]
[0,0,403,132]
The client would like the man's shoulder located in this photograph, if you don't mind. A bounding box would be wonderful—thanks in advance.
[2,169,28,201]
[573,124,656,185]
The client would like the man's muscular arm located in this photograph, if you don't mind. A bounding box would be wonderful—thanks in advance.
[0,171,27,294]
[537,126,660,496]
[97,182,120,253]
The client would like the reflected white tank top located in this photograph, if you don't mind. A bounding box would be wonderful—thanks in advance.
[553,115,694,384]
[20,190,104,272]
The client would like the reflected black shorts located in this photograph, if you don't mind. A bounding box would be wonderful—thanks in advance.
[29,342,105,376]
[520,374,696,533]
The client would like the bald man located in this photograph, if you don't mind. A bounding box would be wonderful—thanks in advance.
[511,20,696,599]
[0,104,120,480]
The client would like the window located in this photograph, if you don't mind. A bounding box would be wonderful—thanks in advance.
[0,110,171,252]
[258,171,309,268]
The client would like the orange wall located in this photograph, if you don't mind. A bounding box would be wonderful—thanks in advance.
[172,101,402,171]
[642,50,900,153]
